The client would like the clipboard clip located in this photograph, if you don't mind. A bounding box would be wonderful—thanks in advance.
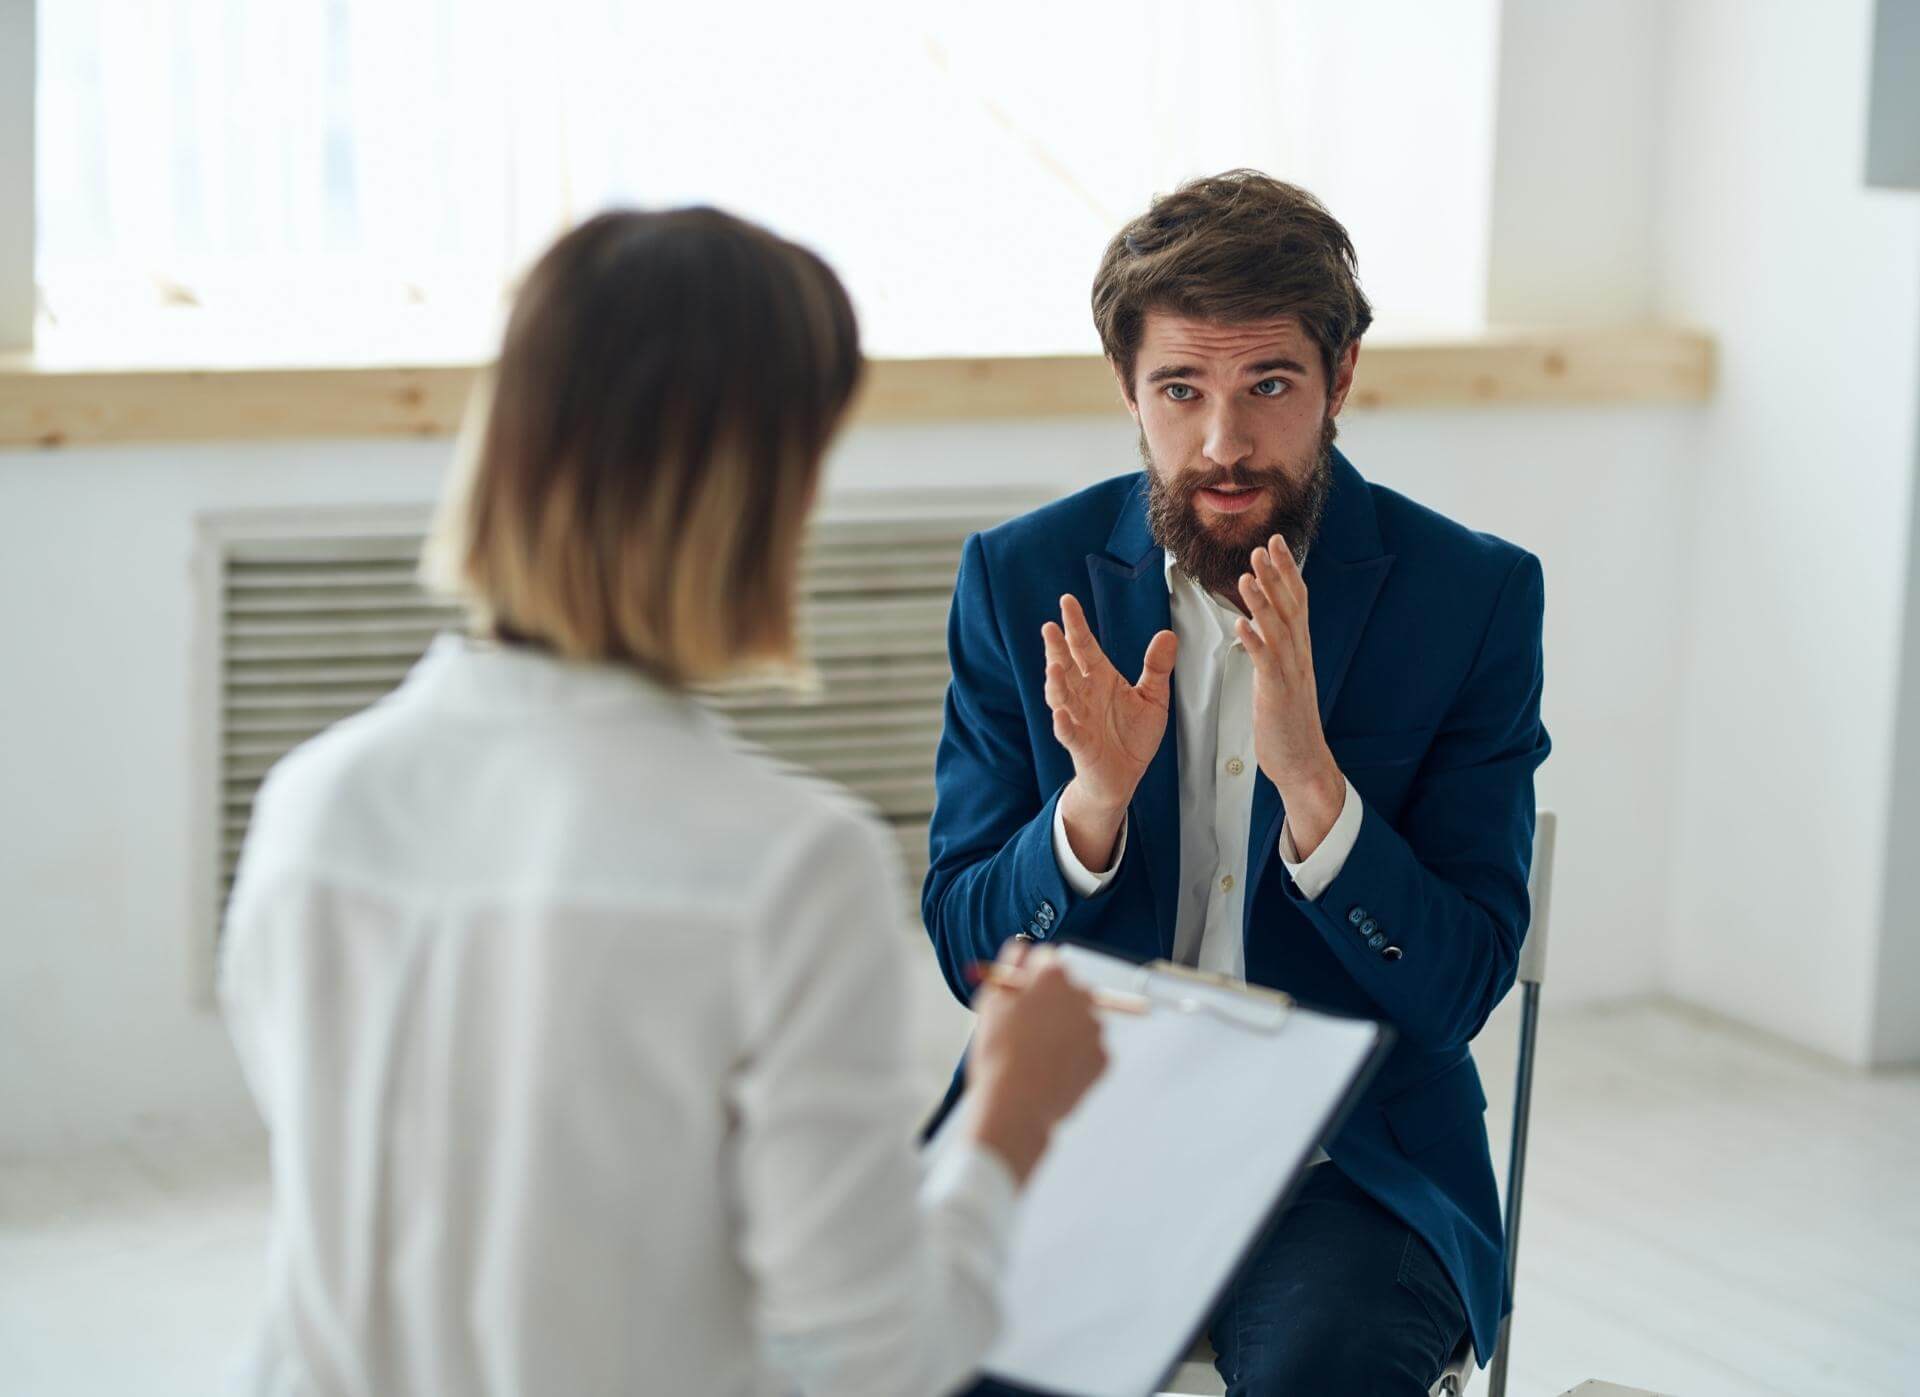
[1130,960,1294,1034]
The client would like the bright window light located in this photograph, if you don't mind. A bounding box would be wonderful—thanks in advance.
[35,0,1499,361]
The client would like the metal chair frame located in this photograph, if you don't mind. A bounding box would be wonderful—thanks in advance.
[1166,810,1557,1397]
[1434,808,1557,1397]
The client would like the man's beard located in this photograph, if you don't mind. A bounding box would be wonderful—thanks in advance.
[1143,415,1338,604]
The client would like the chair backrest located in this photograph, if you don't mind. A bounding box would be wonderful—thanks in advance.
[1517,810,1557,986]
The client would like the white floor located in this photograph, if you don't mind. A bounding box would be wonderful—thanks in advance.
[4,992,1917,1397]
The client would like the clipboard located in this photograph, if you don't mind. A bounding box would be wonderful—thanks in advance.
[929,942,1394,1397]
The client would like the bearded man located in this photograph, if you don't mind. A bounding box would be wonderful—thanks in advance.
[922,170,1550,1395]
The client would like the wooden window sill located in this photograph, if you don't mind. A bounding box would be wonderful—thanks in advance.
[0,325,1712,449]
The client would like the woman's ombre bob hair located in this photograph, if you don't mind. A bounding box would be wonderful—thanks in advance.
[426,207,862,686]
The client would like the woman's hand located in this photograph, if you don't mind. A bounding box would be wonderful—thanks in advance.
[965,940,1109,1185]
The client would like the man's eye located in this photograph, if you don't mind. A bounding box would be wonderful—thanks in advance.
[1253,378,1286,397]
[1165,383,1196,401]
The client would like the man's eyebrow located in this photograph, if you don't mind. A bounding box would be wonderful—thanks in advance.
[1142,356,1310,385]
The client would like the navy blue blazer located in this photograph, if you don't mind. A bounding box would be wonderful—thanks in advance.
[920,450,1549,1368]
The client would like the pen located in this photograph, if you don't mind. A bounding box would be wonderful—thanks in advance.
[969,962,1151,1015]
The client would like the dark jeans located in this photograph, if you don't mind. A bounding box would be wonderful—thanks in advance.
[963,1163,1468,1397]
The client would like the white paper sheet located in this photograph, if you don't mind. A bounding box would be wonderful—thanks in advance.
[932,944,1385,1397]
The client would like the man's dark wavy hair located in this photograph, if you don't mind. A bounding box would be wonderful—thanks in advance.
[1092,169,1372,396]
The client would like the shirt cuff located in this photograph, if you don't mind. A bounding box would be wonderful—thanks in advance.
[1051,797,1128,898]
[1279,776,1363,901]
[924,1135,1021,1224]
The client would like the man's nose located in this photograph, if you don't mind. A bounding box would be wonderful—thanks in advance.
[1200,404,1254,470]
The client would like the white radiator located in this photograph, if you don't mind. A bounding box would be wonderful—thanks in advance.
[191,490,1046,987]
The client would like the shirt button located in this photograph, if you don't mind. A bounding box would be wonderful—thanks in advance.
[1225,757,1245,776]
[1220,873,1235,893]
[1360,918,1378,936]
[1348,907,1367,926]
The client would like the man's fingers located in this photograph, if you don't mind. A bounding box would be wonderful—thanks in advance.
[1134,628,1178,706]
[1052,705,1079,746]
[1237,569,1283,642]
[1044,624,1093,707]
[1059,594,1113,678]
[1265,534,1309,604]
[1236,573,1271,647]
[1254,544,1312,665]
[1044,661,1083,720]
[1249,546,1298,621]
[1240,574,1302,682]
[1046,661,1088,753]
[1041,620,1074,674]
[1251,549,1307,631]
[1251,548,1313,637]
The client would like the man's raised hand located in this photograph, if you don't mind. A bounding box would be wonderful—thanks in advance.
[1041,595,1177,869]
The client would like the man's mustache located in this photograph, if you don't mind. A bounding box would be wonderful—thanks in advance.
[1182,467,1291,493]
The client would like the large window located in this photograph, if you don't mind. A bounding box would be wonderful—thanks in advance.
[35,0,1499,360]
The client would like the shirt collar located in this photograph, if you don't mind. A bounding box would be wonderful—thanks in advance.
[400,631,711,722]
[1162,539,1314,650]
[1162,549,1245,648]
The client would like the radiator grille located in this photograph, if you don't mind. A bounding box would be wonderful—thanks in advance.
[211,493,1045,927]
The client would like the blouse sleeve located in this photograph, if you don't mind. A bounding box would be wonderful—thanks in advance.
[728,801,1017,1397]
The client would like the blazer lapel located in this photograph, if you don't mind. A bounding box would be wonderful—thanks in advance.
[1246,452,1395,915]
[1087,479,1181,959]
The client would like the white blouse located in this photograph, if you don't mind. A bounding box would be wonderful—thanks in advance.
[220,635,1015,1397]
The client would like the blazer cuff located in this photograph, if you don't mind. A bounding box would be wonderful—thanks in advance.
[1279,776,1363,901]
[1283,792,1411,968]
[1005,784,1084,944]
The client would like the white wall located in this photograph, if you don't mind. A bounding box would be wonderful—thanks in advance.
[1486,0,1663,325]
[0,442,449,1156]
[1261,0,1502,338]
[1656,0,1920,1065]
[0,403,1694,1154]
[1344,406,1697,1007]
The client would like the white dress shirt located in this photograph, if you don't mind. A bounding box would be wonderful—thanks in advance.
[1051,551,1364,977]
[221,635,1015,1397]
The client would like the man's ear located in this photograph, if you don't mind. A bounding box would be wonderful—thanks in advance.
[1327,341,1361,416]
[1109,356,1140,424]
